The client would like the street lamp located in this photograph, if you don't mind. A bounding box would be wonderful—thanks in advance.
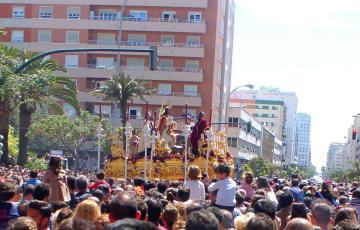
[224,84,254,124]
[96,124,105,170]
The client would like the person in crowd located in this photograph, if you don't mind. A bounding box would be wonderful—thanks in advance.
[186,210,219,230]
[333,220,360,230]
[72,199,101,225]
[89,171,110,191]
[26,200,52,230]
[310,203,334,230]
[220,209,234,230]
[22,185,35,202]
[23,171,41,190]
[183,165,205,201]
[0,182,19,228]
[318,182,335,205]
[276,191,293,230]
[256,177,278,205]
[234,192,246,217]
[290,202,308,220]
[176,186,191,205]
[108,218,157,230]
[208,164,237,212]
[157,182,168,195]
[285,218,313,230]
[42,156,70,203]
[162,203,178,230]
[6,216,38,230]
[108,192,140,223]
[334,207,358,225]
[245,213,276,230]
[252,199,277,221]
[290,179,304,202]
[58,218,96,230]
[75,175,91,199]
[234,212,254,230]
[145,198,166,230]
[350,182,359,193]
[349,189,360,220]
[239,172,254,202]
[54,207,73,230]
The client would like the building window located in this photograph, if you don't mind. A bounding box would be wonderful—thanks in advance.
[94,105,111,118]
[68,7,80,19]
[126,58,145,70]
[184,85,198,96]
[63,103,77,117]
[66,31,79,44]
[158,59,173,71]
[11,30,24,43]
[272,106,278,110]
[157,84,172,96]
[227,137,238,148]
[39,6,53,19]
[162,11,176,21]
[188,12,202,22]
[97,33,115,45]
[185,60,200,72]
[186,36,200,47]
[65,55,78,68]
[129,10,147,21]
[99,9,116,20]
[38,30,51,43]
[127,34,146,46]
[228,117,239,127]
[12,6,25,18]
[96,57,114,69]
[161,35,174,47]
[262,105,269,109]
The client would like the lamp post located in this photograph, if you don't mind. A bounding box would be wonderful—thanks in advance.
[96,124,105,170]
[183,124,192,182]
[124,123,133,185]
[224,84,254,124]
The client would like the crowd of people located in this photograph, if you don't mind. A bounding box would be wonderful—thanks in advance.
[0,156,360,230]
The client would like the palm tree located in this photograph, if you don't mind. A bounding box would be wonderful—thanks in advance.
[0,45,22,164]
[17,52,80,166]
[92,72,154,147]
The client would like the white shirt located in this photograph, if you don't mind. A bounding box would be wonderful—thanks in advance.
[208,178,237,207]
[183,180,205,201]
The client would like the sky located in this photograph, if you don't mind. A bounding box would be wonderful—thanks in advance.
[231,0,360,171]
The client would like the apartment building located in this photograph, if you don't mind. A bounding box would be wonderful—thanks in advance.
[0,0,235,126]
[326,143,345,173]
[296,113,312,167]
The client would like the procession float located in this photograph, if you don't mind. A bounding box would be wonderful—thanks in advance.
[105,105,233,181]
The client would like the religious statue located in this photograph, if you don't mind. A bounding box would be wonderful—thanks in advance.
[129,130,140,157]
[190,112,209,157]
[158,107,177,147]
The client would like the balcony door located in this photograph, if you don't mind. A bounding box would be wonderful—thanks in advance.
[96,57,114,69]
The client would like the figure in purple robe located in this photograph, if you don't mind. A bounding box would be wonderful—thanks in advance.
[190,112,209,157]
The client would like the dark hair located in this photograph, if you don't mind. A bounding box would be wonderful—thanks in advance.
[109,192,138,221]
[334,208,358,225]
[56,208,73,226]
[28,200,52,218]
[186,210,219,230]
[177,186,190,202]
[0,182,16,201]
[144,181,156,191]
[333,220,360,230]
[278,192,293,210]
[235,192,246,206]
[214,164,231,176]
[312,203,333,226]
[157,182,168,194]
[339,196,348,205]
[134,178,145,187]
[207,207,224,223]
[96,171,105,180]
[137,199,148,221]
[18,200,30,216]
[145,198,162,224]
[91,189,105,203]
[291,203,308,220]
[107,177,115,187]
[67,176,76,191]
[243,172,254,184]
[7,216,37,230]
[292,179,300,187]
[49,156,62,175]
[352,189,360,198]
[108,218,157,230]
[33,183,50,201]
[257,177,271,190]
[75,175,88,192]
[163,204,178,229]
[186,202,203,216]
[51,201,68,213]
[253,199,277,220]
[246,213,275,230]
[250,194,266,208]
[23,185,35,198]
[59,218,96,230]
[220,209,233,229]
[29,170,38,178]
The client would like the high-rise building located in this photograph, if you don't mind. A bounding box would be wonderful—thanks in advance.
[231,87,298,165]
[296,113,311,167]
[326,143,345,173]
[0,0,235,127]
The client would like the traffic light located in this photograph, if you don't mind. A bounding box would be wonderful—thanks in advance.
[352,129,357,140]
[0,135,4,156]
[150,46,158,71]
[246,122,251,133]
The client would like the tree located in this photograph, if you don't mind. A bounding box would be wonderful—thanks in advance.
[244,157,269,177]
[92,72,154,148]
[28,112,111,171]
[17,51,80,166]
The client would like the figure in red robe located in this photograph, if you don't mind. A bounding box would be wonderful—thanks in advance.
[190,112,209,157]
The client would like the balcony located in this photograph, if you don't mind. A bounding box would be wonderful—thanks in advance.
[78,91,202,107]
[65,65,203,82]
[3,40,204,58]
[0,17,206,33]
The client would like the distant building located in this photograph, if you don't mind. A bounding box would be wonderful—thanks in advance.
[326,143,345,173]
[231,87,298,165]
[273,137,283,166]
[296,113,312,167]
[261,127,275,163]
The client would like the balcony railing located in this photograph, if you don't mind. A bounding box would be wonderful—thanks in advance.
[88,40,204,48]
[89,15,205,24]
[154,92,201,97]
[85,64,203,73]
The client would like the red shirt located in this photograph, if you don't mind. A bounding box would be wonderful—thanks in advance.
[89,180,110,191]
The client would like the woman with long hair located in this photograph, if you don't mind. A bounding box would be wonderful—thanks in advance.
[183,165,205,201]
[334,207,358,225]
[42,156,70,203]
[73,199,101,225]
[256,177,278,205]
